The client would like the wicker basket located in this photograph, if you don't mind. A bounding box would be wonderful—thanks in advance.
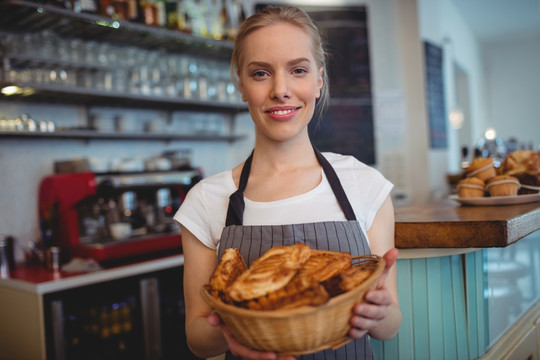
[200,255,385,356]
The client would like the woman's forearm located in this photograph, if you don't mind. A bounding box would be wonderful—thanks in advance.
[186,316,229,358]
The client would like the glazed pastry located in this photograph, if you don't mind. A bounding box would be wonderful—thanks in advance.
[499,150,540,176]
[227,243,311,301]
[243,273,330,310]
[209,248,247,301]
[485,175,520,197]
[298,249,352,282]
[456,177,485,198]
[466,157,496,181]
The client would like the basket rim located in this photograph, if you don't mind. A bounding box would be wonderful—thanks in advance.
[201,254,386,318]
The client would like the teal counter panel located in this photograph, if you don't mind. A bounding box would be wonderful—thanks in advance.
[372,249,487,359]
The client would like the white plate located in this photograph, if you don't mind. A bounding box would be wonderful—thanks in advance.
[449,193,540,206]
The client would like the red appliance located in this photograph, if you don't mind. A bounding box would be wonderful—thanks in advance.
[38,169,201,263]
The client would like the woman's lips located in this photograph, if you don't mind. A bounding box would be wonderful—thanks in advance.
[265,107,300,121]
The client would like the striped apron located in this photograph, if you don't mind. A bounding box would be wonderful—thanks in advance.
[218,148,375,360]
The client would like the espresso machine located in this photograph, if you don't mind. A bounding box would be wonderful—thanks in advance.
[38,169,202,264]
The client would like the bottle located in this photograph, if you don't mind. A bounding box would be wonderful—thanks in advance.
[0,236,10,278]
[126,0,139,21]
[155,0,167,27]
[139,0,159,26]
[74,0,98,13]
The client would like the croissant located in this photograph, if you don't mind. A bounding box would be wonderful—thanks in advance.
[227,243,311,302]
[208,248,247,301]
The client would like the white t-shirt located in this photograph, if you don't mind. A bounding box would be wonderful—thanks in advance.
[174,152,393,251]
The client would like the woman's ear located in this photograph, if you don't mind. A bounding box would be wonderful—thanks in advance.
[316,67,323,98]
[238,78,248,103]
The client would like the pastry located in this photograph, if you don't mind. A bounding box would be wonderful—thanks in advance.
[515,173,540,195]
[456,177,485,198]
[465,157,496,181]
[499,150,540,176]
[485,175,520,197]
[243,273,330,310]
[209,248,247,301]
[227,243,311,302]
[298,249,352,282]
[323,265,373,297]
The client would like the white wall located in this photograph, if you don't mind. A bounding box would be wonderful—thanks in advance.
[483,36,540,149]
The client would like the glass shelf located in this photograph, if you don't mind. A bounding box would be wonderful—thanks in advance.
[0,0,234,59]
[0,80,247,113]
[0,129,245,142]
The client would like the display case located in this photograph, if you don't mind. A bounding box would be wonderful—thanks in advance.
[0,255,202,360]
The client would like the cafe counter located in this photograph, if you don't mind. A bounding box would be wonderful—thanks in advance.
[372,199,540,360]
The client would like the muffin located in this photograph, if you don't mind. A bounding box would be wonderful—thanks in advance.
[515,173,540,195]
[485,175,520,197]
[466,157,496,181]
[456,177,485,198]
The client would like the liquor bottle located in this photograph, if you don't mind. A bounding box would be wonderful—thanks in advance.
[155,0,167,27]
[126,0,139,21]
[75,0,99,13]
[98,0,116,18]
[165,0,180,30]
[139,0,159,26]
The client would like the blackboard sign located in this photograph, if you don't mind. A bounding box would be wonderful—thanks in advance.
[424,41,447,149]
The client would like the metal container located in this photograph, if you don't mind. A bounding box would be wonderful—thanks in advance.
[0,236,10,278]
[47,246,61,272]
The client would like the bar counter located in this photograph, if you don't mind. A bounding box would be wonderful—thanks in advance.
[395,199,540,248]
[374,199,540,360]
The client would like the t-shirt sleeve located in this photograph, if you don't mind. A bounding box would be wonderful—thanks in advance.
[351,159,394,232]
[173,181,216,250]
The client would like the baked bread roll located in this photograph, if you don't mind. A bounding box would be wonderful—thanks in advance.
[323,265,374,297]
[243,273,329,310]
[499,150,540,175]
[209,248,247,301]
[456,177,485,198]
[466,157,496,181]
[298,249,352,282]
[486,175,520,197]
[227,243,311,302]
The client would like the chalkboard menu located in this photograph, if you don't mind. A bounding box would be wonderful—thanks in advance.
[424,41,447,149]
[256,4,375,165]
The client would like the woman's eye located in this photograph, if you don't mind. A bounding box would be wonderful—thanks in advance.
[253,71,267,78]
[293,68,307,75]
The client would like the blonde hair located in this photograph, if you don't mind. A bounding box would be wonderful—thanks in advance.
[231,5,329,118]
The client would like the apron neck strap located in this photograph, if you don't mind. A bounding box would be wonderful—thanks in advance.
[225,151,253,226]
[312,147,357,221]
[225,147,356,226]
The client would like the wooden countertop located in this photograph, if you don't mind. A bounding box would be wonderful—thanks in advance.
[394,200,540,248]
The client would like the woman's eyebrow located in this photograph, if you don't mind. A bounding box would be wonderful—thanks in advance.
[246,57,311,68]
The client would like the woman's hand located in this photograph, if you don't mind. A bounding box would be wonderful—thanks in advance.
[349,248,399,338]
[207,312,297,360]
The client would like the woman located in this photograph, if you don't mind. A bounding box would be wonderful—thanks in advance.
[174,6,401,360]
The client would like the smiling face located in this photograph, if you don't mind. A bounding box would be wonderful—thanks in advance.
[237,22,323,144]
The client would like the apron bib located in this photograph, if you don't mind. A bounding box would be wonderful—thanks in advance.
[218,147,375,360]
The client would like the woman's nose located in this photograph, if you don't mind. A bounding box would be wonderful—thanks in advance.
[270,73,290,101]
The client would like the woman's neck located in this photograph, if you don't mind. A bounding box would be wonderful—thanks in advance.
[251,137,318,174]
[233,138,323,202]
